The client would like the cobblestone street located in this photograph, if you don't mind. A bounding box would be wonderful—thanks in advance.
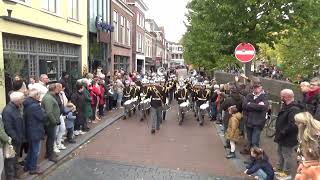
[44,104,244,179]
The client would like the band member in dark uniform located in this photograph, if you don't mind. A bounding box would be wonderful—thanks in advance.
[196,82,211,126]
[175,81,189,125]
[161,79,170,122]
[146,79,166,134]
[138,79,150,121]
[191,82,200,117]
[123,80,133,120]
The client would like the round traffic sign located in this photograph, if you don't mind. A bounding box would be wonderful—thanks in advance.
[234,43,256,63]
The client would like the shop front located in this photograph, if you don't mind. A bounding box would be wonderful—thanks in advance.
[3,34,81,96]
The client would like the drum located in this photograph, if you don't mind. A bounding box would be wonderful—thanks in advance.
[131,97,139,108]
[179,101,191,114]
[200,103,209,110]
[139,99,151,111]
[124,100,134,110]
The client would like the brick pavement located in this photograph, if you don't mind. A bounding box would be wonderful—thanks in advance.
[71,104,244,178]
[46,158,243,180]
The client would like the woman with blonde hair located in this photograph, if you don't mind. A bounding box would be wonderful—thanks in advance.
[294,112,320,179]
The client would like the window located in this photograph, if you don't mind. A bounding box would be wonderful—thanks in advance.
[43,0,57,13]
[113,11,118,42]
[126,20,131,46]
[137,33,142,52]
[114,56,129,72]
[120,16,125,44]
[171,54,174,59]
[137,13,140,27]
[68,0,79,20]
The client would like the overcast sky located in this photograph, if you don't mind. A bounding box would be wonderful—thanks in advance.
[145,0,189,43]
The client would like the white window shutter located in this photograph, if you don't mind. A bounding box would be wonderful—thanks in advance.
[56,0,61,15]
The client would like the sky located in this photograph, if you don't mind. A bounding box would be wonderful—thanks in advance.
[144,0,189,43]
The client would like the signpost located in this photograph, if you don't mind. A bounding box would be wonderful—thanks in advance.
[235,43,256,78]
[234,43,256,63]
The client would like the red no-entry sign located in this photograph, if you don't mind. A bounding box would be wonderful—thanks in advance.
[234,43,256,63]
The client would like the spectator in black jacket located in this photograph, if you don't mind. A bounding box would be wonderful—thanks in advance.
[242,80,269,149]
[71,83,86,136]
[274,89,302,178]
[23,89,46,175]
[2,91,25,179]
[59,72,71,99]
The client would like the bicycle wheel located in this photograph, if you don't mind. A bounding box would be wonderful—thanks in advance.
[265,116,276,138]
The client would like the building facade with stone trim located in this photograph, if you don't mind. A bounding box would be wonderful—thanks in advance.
[111,0,134,74]
[0,0,88,109]
[127,0,148,74]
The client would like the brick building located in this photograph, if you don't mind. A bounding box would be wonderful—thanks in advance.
[127,0,148,74]
[111,0,134,73]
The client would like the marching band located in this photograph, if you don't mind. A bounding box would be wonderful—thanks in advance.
[121,68,214,134]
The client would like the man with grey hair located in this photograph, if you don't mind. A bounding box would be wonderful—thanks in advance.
[274,89,303,178]
[41,83,60,163]
[305,77,320,120]
[32,74,49,101]
[2,91,26,179]
[23,89,46,174]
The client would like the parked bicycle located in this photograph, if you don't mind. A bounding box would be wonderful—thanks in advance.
[265,100,282,138]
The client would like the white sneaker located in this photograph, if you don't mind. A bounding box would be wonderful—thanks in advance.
[74,130,80,136]
[58,144,67,150]
[79,130,86,135]
[54,146,60,153]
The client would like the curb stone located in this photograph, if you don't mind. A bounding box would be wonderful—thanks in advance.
[24,112,124,180]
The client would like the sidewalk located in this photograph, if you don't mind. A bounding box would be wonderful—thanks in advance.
[24,109,124,180]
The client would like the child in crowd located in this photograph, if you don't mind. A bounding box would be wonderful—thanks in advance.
[244,147,274,180]
[65,102,77,143]
[225,105,242,159]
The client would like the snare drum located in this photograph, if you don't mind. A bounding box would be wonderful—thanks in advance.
[200,103,209,110]
[124,100,134,110]
[179,101,191,114]
[140,99,151,110]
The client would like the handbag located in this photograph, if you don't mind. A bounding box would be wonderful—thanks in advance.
[4,143,16,159]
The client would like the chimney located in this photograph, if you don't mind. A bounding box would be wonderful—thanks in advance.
[160,26,165,33]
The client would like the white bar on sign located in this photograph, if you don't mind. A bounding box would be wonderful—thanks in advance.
[235,50,255,55]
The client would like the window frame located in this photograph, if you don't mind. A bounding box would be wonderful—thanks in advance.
[113,10,118,42]
[43,0,57,13]
[68,0,79,21]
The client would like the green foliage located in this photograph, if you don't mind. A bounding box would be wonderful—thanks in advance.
[183,0,320,76]
[5,50,24,80]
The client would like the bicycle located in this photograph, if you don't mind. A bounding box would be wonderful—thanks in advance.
[265,100,281,138]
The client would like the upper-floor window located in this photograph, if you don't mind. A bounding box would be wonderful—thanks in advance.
[68,0,79,20]
[126,20,131,46]
[136,12,144,28]
[43,0,57,13]
[113,11,118,42]
[120,16,125,44]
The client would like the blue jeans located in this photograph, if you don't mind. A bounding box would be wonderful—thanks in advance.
[117,92,123,108]
[251,169,267,180]
[25,140,41,171]
[246,126,262,147]
[151,107,162,130]
[211,102,217,118]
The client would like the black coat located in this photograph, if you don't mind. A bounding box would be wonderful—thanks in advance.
[242,92,269,128]
[71,91,86,116]
[274,102,302,147]
[2,102,25,144]
[23,97,46,141]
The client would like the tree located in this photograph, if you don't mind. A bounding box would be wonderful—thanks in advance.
[5,50,24,84]
[183,0,320,75]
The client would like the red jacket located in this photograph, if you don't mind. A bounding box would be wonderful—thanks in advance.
[99,84,105,105]
[89,84,101,105]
